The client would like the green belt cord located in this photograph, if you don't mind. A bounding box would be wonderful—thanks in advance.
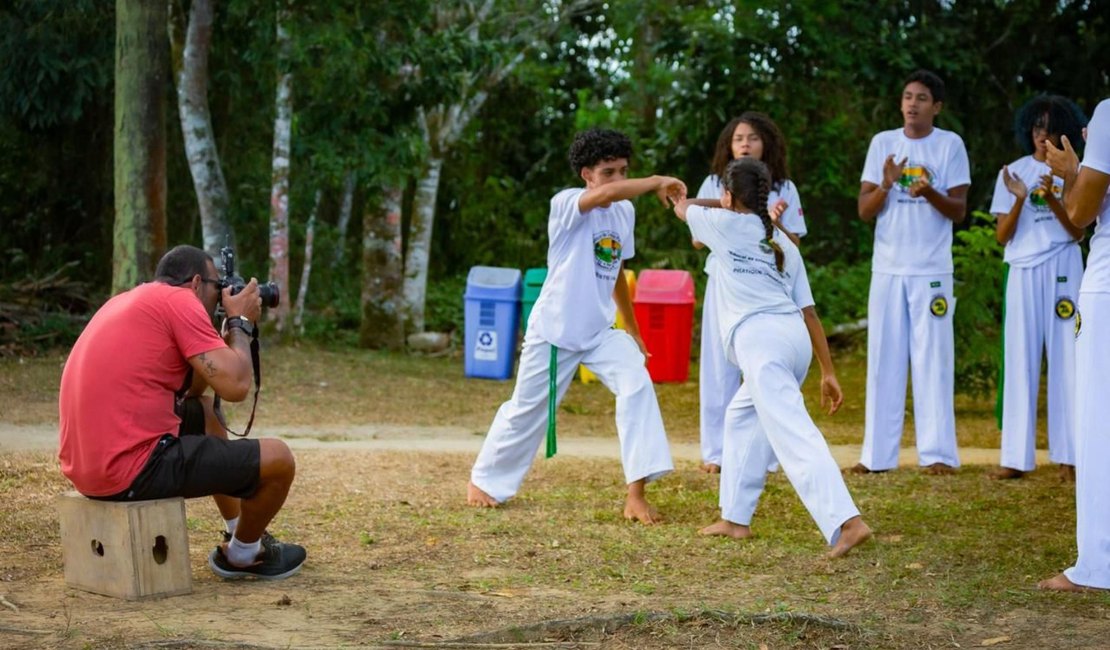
[546,344,558,458]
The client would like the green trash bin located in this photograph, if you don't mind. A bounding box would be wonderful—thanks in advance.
[521,267,547,334]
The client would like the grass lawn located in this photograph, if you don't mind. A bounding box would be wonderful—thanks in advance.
[0,343,1095,649]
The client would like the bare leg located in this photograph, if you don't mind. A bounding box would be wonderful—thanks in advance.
[1038,573,1103,592]
[234,438,295,544]
[466,481,499,507]
[623,479,660,525]
[698,519,751,539]
[827,516,872,559]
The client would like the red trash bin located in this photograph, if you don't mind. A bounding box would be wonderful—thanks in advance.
[632,269,695,383]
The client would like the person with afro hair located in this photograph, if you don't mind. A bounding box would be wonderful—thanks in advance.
[989,95,1088,481]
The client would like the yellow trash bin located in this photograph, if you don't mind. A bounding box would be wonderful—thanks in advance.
[579,269,637,383]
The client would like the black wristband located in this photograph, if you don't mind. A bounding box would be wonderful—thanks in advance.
[224,316,255,337]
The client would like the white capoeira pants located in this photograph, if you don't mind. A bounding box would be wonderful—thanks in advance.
[470,329,674,503]
[718,312,859,545]
[1064,292,1110,588]
[998,248,1082,471]
[861,273,959,471]
[699,271,741,467]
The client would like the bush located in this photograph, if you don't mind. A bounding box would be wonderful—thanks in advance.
[952,211,1004,398]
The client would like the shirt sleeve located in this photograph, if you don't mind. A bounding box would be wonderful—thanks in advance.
[549,188,586,233]
[622,201,636,261]
[945,134,972,189]
[790,256,816,309]
[1082,99,1110,175]
[860,133,885,186]
[685,205,715,250]
[779,181,808,237]
[166,290,225,360]
[696,175,722,200]
[988,167,1014,216]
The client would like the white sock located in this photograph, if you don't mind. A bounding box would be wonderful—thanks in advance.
[226,536,262,567]
[224,516,239,536]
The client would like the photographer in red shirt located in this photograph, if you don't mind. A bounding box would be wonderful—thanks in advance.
[59,245,306,580]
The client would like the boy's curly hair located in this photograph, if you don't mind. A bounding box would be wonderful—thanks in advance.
[567,128,633,175]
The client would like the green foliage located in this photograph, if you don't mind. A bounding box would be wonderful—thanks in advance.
[953,211,1004,397]
[807,260,871,326]
[424,274,467,335]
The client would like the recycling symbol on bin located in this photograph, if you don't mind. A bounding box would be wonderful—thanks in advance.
[478,331,494,347]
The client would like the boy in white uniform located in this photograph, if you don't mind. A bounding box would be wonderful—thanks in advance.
[1040,97,1110,592]
[853,70,970,475]
[989,96,1087,480]
[675,157,870,558]
[467,128,685,524]
[696,112,807,473]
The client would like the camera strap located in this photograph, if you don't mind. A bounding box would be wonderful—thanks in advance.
[223,328,262,438]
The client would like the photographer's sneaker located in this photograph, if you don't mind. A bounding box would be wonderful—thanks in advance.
[208,534,306,580]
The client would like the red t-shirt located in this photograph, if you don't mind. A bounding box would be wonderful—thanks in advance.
[58,282,226,496]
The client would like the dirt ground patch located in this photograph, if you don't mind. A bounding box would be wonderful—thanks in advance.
[3,448,1109,649]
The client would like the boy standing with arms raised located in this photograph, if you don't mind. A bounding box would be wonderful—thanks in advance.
[853,70,970,474]
[467,128,685,523]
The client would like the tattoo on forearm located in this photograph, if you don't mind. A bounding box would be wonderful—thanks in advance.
[198,352,218,378]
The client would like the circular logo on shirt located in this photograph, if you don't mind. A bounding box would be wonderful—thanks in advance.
[1055,297,1076,320]
[1030,183,1061,212]
[897,163,937,193]
[1075,309,1083,339]
[929,295,948,318]
[594,231,623,270]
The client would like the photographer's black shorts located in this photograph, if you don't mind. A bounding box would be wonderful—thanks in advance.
[96,398,261,502]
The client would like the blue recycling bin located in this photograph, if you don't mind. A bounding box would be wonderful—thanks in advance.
[464,266,522,380]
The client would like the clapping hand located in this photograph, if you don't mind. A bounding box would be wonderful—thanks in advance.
[1001,165,1029,201]
[882,154,907,190]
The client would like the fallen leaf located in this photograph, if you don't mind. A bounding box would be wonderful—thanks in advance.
[981,636,1011,646]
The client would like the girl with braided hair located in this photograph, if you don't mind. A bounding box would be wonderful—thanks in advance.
[675,157,871,557]
[696,112,806,473]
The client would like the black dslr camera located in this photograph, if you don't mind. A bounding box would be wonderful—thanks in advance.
[219,246,280,308]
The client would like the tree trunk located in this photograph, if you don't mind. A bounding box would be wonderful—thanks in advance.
[360,185,404,350]
[267,2,293,333]
[170,0,234,259]
[113,0,167,294]
[332,169,356,267]
[401,156,442,335]
[294,189,321,334]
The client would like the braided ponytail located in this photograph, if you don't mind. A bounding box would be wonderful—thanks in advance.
[724,157,785,273]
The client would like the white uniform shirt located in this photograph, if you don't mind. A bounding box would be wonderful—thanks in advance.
[989,155,1076,268]
[696,174,808,274]
[527,187,636,351]
[1079,99,1110,294]
[861,127,971,275]
[685,206,814,363]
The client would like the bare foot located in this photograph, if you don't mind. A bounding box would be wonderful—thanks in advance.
[697,519,752,539]
[466,481,499,507]
[843,463,887,475]
[923,463,956,476]
[989,466,1025,480]
[1060,464,1076,483]
[827,516,872,559]
[700,463,721,474]
[623,495,660,525]
[1037,573,1102,592]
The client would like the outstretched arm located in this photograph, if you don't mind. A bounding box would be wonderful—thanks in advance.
[579,176,687,213]
[801,306,843,415]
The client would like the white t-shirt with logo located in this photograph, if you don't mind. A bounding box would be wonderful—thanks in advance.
[685,205,814,363]
[989,155,1078,268]
[527,187,636,351]
[696,174,807,274]
[1079,99,1110,294]
[861,127,971,275]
